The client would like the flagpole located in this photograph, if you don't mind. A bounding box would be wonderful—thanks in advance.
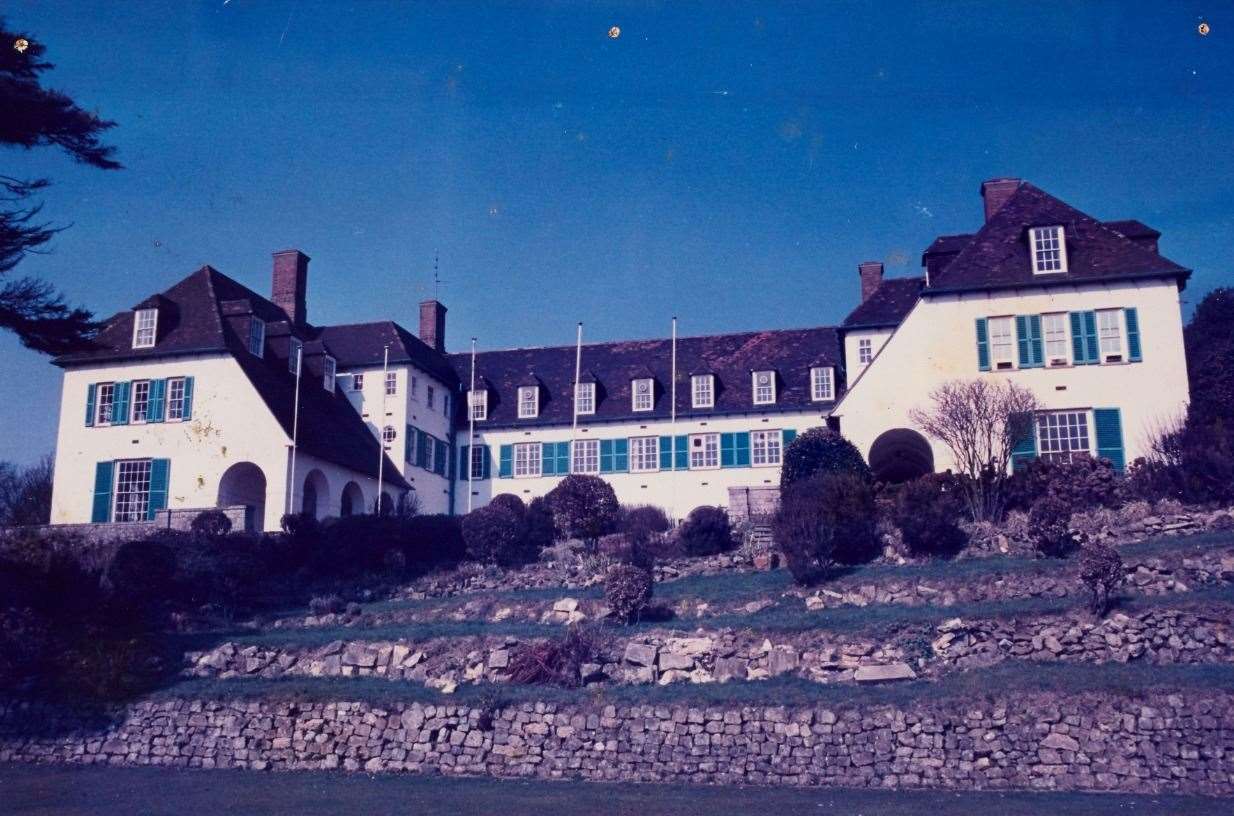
[468,337,477,513]
[572,322,583,463]
[670,316,678,520]
[376,343,389,515]
[287,344,303,516]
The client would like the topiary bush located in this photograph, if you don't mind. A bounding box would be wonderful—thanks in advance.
[780,427,872,491]
[489,493,527,519]
[1028,495,1080,558]
[505,625,604,688]
[891,474,968,558]
[190,509,233,537]
[774,472,879,584]
[546,475,619,550]
[620,505,671,538]
[1079,541,1124,617]
[461,504,526,565]
[677,505,733,557]
[605,562,653,623]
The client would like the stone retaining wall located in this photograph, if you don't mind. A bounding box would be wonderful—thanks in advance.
[2,691,1231,794]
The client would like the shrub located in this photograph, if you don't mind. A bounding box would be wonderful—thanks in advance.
[461,504,526,565]
[402,514,466,569]
[1028,495,1080,558]
[505,625,603,688]
[546,475,619,550]
[308,594,345,616]
[892,474,967,558]
[105,538,178,607]
[774,472,878,584]
[1005,456,1126,515]
[189,509,233,537]
[489,493,527,519]
[605,562,653,623]
[621,505,671,538]
[280,512,321,542]
[523,496,556,554]
[780,427,872,490]
[1079,542,1124,617]
[677,506,733,557]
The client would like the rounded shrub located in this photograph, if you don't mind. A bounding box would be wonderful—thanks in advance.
[461,504,526,565]
[892,474,968,558]
[620,505,671,538]
[489,493,527,519]
[677,506,733,557]
[605,562,653,624]
[780,427,872,490]
[1028,495,1080,558]
[523,496,557,554]
[189,509,233,537]
[546,475,619,550]
[774,472,879,585]
[105,538,178,606]
[1079,542,1124,617]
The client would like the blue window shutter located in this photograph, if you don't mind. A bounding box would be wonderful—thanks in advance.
[599,439,614,473]
[434,439,447,475]
[498,445,513,478]
[675,435,688,470]
[1069,312,1087,364]
[1083,311,1099,364]
[459,444,469,476]
[1094,408,1126,472]
[182,376,195,418]
[148,379,166,422]
[558,442,571,474]
[416,430,429,468]
[91,461,114,522]
[1028,315,1044,367]
[540,442,555,475]
[659,436,673,470]
[735,432,751,466]
[112,381,130,425]
[1015,316,1031,368]
[782,429,797,448]
[147,459,170,520]
[1010,412,1037,471]
[483,446,492,479]
[406,426,414,463]
[720,433,736,467]
[85,383,97,427]
[614,438,628,472]
[1125,308,1142,362]
[975,318,990,371]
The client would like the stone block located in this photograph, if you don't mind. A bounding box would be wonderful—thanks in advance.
[853,663,917,683]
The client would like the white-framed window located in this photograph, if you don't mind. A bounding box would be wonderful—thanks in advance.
[518,386,539,419]
[752,370,776,405]
[323,356,336,392]
[1043,313,1069,365]
[468,445,486,479]
[288,338,302,375]
[385,371,397,396]
[689,433,720,469]
[632,378,654,412]
[427,385,435,409]
[113,459,152,522]
[988,316,1015,369]
[575,382,595,415]
[406,429,417,464]
[513,442,542,477]
[130,380,151,423]
[95,382,116,425]
[410,375,419,398]
[382,425,396,447]
[1036,410,1091,463]
[1030,225,1067,274]
[630,436,659,472]
[248,318,265,357]
[166,377,187,421]
[351,373,364,391]
[132,308,157,349]
[1097,309,1124,362]
[692,374,714,409]
[751,430,782,466]
[469,389,487,420]
[572,439,600,474]
[423,435,435,467]
[810,367,834,401]
[858,338,873,364]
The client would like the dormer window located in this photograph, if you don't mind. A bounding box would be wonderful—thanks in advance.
[351,373,364,391]
[692,374,714,409]
[518,386,539,419]
[469,389,488,421]
[575,382,595,415]
[752,370,776,405]
[288,338,302,375]
[1030,226,1067,274]
[632,378,654,412]
[810,366,834,401]
[132,308,157,349]
[323,356,336,392]
[248,318,265,357]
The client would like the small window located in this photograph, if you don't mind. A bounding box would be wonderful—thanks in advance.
[248,318,265,357]
[988,316,1015,369]
[630,436,659,472]
[751,429,782,466]
[442,393,450,417]
[406,428,417,464]
[132,308,158,349]
[1030,226,1067,274]
[572,439,600,474]
[323,356,336,392]
[513,442,542,477]
[382,425,397,446]
[692,375,714,409]
[95,382,116,425]
[469,389,488,421]
[689,433,720,469]
[1043,313,1069,365]
[130,380,151,423]
[1097,309,1123,362]
[112,459,153,522]
[384,371,397,396]
[468,445,486,479]
[632,378,654,412]
[166,378,187,421]
[810,367,834,401]
[752,371,776,405]
[1037,411,1091,463]
[351,373,364,391]
[423,435,435,467]
[518,386,539,419]
[575,382,595,415]
[858,338,873,365]
[426,385,435,409]
[411,375,419,398]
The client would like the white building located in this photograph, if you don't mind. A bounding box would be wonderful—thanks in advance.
[48,179,1192,529]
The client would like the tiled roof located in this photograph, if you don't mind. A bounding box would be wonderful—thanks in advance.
[923,182,1189,294]
[319,321,459,386]
[841,277,924,329]
[448,327,843,429]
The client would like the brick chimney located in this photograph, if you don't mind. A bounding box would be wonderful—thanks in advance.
[981,178,1021,222]
[858,261,884,302]
[272,250,310,326]
[419,299,447,353]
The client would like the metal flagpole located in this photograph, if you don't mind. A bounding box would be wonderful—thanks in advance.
[670,316,678,520]
[376,344,389,514]
[572,323,583,451]
[467,337,477,513]
[287,343,303,516]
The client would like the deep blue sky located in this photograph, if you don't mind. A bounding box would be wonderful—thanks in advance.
[3,1,1232,465]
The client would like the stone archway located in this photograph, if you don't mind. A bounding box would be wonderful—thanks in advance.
[301,468,330,519]
[869,428,935,484]
[340,481,364,517]
[217,462,267,531]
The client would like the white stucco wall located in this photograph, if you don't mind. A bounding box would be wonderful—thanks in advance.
[843,327,893,382]
[833,277,1190,474]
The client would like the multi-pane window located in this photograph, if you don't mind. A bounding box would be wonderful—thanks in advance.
[469,390,487,420]
[423,435,435,468]
[166,378,186,421]
[288,339,302,375]
[988,316,1015,369]
[751,430,782,466]
[630,436,659,472]
[1037,411,1091,463]
[692,375,714,409]
[352,373,364,391]
[632,378,654,412]
[385,371,397,396]
[382,425,396,447]
[426,385,435,409]
[248,318,265,357]
[858,338,873,364]
[469,445,486,479]
[323,356,336,392]
[113,459,152,522]
[1030,226,1067,273]
[406,429,417,464]
[572,439,600,474]
[689,433,720,469]
[1097,310,1123,360]
[752,371,775,405]
[130,380,151,423]
[1043,313,1069,364]
[513,442,542,477]
[95,382,116,425]
[132,308,157,349]
[518,386,539,418]
[810,367,834,401]
[575,382,595,415]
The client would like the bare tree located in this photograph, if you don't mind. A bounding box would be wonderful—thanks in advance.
[909,379,1038,522]
[0,453,54,526]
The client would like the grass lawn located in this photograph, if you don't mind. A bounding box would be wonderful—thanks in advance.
[2,763,1227,816]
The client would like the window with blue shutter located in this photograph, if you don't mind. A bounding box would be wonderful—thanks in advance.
[659,436,674,470]
[1125,308,1142,362]
[735,432,750,466]
[148,379,166,422]
[557,442,570,474]
[1069,311,1100,365]
[720,433,737,467]
[91,461,114,522]
[459,444,469,477]
[1094,408,1125,472]
[613,438,628,472]
[434,438,447,475]
[482,446,492,479]
[147,459,170,520]
[1016,315,1044,368]
[416,430,429,469]
[782,429,797,448]
[541,443,556,476]
[85,383,97,427]
[674,435,688,470]
[975,318,990,372]
[599,439,614,473]
[498,445,513,478]
[112,381,131,425]
[1082,311,1099,364]
[1009,412,1037,471]
[181,376,195,419]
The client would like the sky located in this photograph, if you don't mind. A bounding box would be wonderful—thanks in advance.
[3,1,1233,465]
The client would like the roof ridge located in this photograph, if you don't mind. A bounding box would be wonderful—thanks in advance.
[455,324,839,357]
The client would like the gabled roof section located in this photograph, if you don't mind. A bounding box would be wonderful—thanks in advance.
[841,277,924,329]
[318,321,458,386]
[923,182,1189,294]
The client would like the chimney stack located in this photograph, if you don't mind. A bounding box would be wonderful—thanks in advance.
[980,178,1021,222]
[858,261,884,302]
[419,299,447,353]
[272,250,310,326]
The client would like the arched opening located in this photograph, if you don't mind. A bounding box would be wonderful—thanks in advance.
[217,462,267,532]
[340,481,364,517]
[301,468,330,519]
[869,428,934,484]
